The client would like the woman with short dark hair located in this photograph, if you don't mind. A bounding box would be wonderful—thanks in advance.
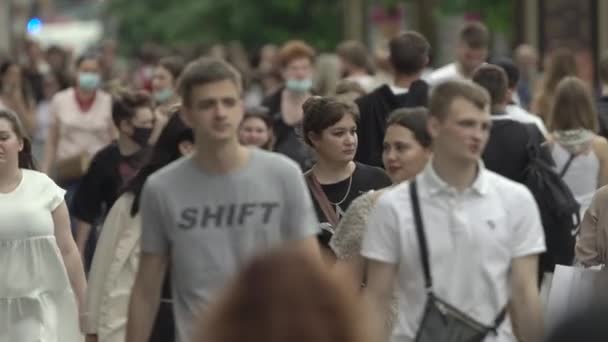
[301,96,391,264]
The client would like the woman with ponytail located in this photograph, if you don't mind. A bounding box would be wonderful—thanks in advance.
[0,108,87,341]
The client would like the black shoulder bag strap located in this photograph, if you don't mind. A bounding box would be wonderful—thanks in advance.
[409,179,432,291]
[559,153,576,178]
[409,179,508,331]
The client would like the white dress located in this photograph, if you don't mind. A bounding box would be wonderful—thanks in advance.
[0,169,81,342]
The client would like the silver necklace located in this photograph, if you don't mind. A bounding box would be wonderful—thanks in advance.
[329,173,353,207]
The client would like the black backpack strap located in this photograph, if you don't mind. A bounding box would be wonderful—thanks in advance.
[491,307,508,333]
[409,179,432,290]
[559,153,576,178]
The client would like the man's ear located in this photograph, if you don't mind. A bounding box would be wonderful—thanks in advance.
[179,106,194,128]
[427,115,441,139]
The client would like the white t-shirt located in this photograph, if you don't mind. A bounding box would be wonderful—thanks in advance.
[426,63,466,87]
[504,105,548,136]
[361,161,546,342]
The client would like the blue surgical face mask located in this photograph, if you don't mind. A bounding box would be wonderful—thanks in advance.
[153,88,174,103]
[285,78,313,93]
[78,72,101,91]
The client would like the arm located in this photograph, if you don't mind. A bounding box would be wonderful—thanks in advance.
[575,188,604,267]
[125,252,168,342]
[509,254,543,342]
[41,107,59,174]
[363,260,399,342]
[52,201,87,325]
[593,137,608,187]
[75,219,93,263]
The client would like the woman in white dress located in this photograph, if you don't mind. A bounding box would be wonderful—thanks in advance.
[0,108,87,341]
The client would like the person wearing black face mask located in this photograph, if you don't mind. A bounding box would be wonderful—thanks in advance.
[72,90,156,271]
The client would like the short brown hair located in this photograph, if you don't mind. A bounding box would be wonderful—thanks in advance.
[302,96,359,146]
[111,90,153,127]
[198,248,370,342]
[278,40,316,68]
[472,65,508,109]
[387,107,432,148]
[177,57,242,108]
[599,51,608,85]
[389,31,430,75]
[429,80,490,120]
[335,79,367,97]
[547,77,598,132]
[336,40,374,74]
[460,22,490,49]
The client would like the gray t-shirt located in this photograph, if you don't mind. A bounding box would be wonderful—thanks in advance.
[141,148,319,342]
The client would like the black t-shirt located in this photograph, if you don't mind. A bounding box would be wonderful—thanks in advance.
[72,143,149,224]
[309,162,392,224]
[482,117,544,183]
[355,80,429,168]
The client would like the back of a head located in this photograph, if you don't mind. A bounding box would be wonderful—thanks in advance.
[472,65,508,109]
[199,248,370,342]
[178,57,242,108]
[547,76,598,132]
[389,31,430,76]
[459,22,490,49]
[429,80,490,120]
[492,57,519,89]
[336,40,374,74]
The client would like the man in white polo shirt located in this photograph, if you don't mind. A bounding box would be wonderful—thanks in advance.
[362,80,545,342]
[427,22,489,86]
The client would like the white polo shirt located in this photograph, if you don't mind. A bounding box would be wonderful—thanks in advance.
[361,161,546,342]
[426,63,466,87]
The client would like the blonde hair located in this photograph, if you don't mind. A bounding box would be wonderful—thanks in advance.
[546,76,598,132]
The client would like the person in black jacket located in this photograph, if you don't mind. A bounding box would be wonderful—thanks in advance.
[355,31,430,168]
[72,90,155,269]
[473,65,544,183]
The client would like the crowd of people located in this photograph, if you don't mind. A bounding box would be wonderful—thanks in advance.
[2,19,608,342]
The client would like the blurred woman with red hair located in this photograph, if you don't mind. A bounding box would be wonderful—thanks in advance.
[197,248,371,342]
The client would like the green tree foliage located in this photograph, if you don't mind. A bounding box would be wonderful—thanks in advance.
[105,0,344,54]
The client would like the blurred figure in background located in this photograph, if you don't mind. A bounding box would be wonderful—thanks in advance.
[532,48,577,123]
[32,71,63,162]
[0,60,36,135]
[427,22,489,86]
[41,53,114,219]
[149,56,185,143]
[336,40,376,92]
[262,40,316,170]
[596,52,608,139]
[515,44,540,110]
[197,247,372,342]
[314,53,341,96]
[238,107,274,150]
[546,77,608,216]
[355,31,430,168]
[335,79,367,103]
[83,114,192,342]
[72,90,155,269]
[492,58,548,136]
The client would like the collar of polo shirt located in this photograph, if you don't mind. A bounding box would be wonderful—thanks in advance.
[420,158,489,197]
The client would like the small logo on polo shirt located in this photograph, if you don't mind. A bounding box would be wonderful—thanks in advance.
[487,220,496,230]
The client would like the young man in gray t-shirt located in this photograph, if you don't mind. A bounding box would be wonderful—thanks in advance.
[126,58,321,342]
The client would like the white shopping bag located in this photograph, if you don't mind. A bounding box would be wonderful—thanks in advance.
[545,265,608,331]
